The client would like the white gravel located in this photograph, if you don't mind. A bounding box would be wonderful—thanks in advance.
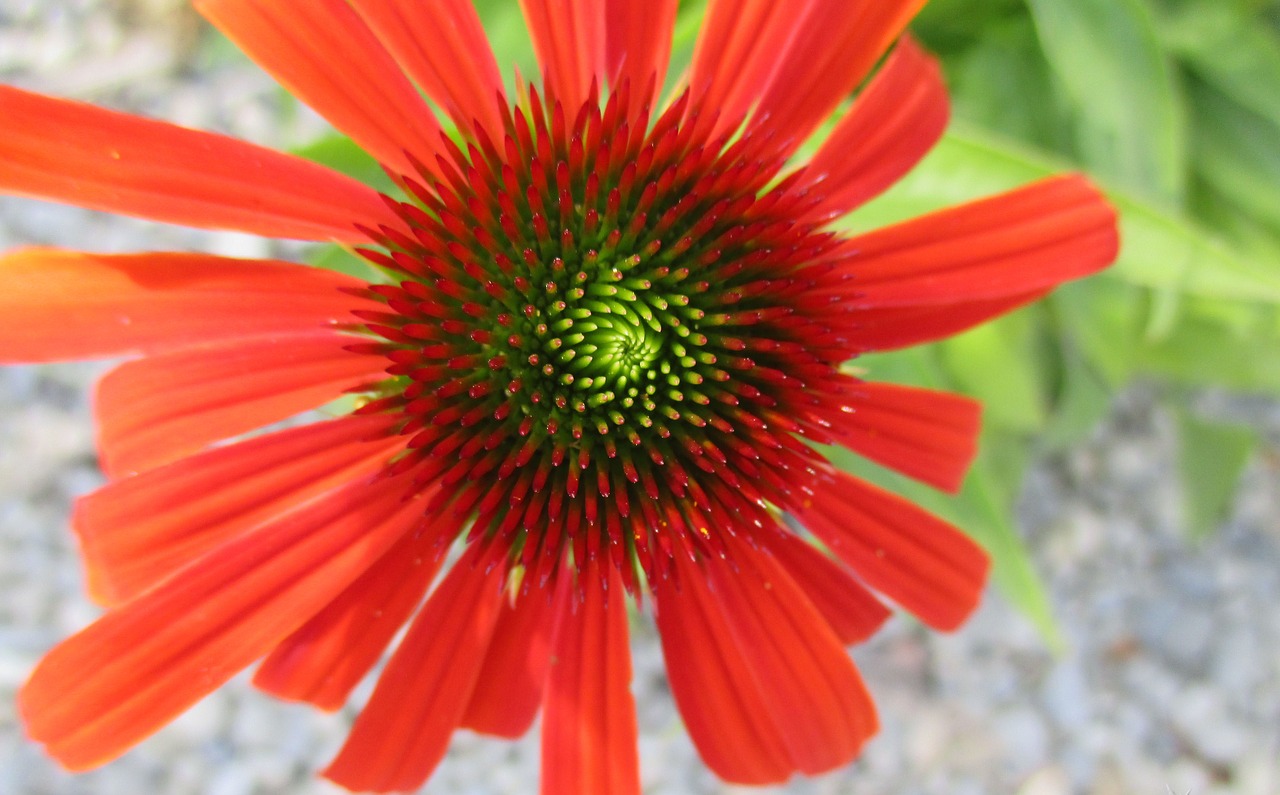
[2,2,1279,794]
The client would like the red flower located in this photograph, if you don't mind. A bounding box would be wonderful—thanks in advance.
[0,1,1118,792]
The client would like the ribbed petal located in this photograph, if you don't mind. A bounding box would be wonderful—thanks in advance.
[460,581,555,739]
[686,0,798,134]
[604,0,678,108]
[254,514,449,711]
[762,532,891,646]
[20,472,420,771]
[802,37,949,220]
[94,333,384,476]
[0,249,373,363]
[518,0,605,111]
[195,0,445,176]
[750,0,928,151]
[540,559,640,795]
[323,545,506,793]
[821,175,1119,306]
[705,534,879,776]
[348,0,506,136]
[654,554,796,785]
[0,85,396,241]
[818,381,981,493]
[75,413,402,605]
[795,470,990,631]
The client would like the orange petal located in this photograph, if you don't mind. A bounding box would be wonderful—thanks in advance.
[195,0,445,176]
[838,288,1052,353]
[322,544,507,792]
[824,175,1119,306]
[93,333,385,476]
[348,0,506,137]
[460,580,556,739]
[750,0,928,151]
[795,470,991,631]
[604,0,678,108]
[0,249,370,363]
[540,559,640,795]
[762,531,891,646]
[254,511,450,711]
[0,85,396,240]
[705,534,879,775]
[75,413,402,605]
[819,381,981,493]
[518,0,606,111]
[803,36,949,219]
[654,554,795,784]
[19,472,423,771]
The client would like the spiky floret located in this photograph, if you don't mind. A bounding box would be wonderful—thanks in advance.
[349,80,872,593]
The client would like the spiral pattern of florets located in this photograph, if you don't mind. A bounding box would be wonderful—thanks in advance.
[350,82,855,589]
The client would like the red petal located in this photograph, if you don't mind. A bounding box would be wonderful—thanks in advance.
[840,288,1051,352]
[349,0,506,136]
[460,581,555,739]
[826,175,1119,306]
[820,381,981,493]
[605,0,679,108]
[195,0,445,176]
[803,37,949,219]
[653,555,795,784]
[750,0,927,150]
[19,472,421,771]
[762,532,891,646]
[518,0,606,111]
[705,535,879,775]
[75,414,402,605]
[795,470,990,631]
[540,559,640,795]
[0,249,369,363]
[322,545,507,792]
[93,333,385,476]
[0,86,396,241]
[254,514,449,711]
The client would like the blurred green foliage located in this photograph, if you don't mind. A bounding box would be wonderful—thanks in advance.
[287,0,1280,642]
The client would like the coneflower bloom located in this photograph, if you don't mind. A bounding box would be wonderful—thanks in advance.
[0,0,1118,792]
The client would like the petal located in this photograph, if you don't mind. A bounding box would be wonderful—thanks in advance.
[0,85,397,241]
[518,0,606,111]
[817,381,981,493]
[762,531,891,646]
[794,470,990,631]
[605,0,679,108]
[348,0,506,137]
[704,534,879,776]
[822,175,1119,306]
[75,413,402,605]
[20,472,422,771]
[750,0,928,149]
[195,0,445,176]
[254,514,449,711]
[460,581,556,739]
[653,555,796,784]
[838,288,1052,352]
[802,37,949,220]
[322,544,507,793]
[93,333,385,476]
[0,249,370,363]
[540,559,640,795]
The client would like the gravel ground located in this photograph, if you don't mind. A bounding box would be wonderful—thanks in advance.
[2,3,1278,794]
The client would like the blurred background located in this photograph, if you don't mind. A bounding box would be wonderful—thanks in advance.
[0,0,1277,793]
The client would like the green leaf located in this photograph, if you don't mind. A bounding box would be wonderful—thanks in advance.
[937,309,1049,432]
[843,126,1280,304]
[1175,410,1257,540]
[1024,0,1187,204]
[1188,81,1280,235]
[1049,277,1145,385]
[292,134,394,192]
[307,243,382,283]
[1040,342,1114,449]
[1133,302,1280,394]
[1162,2,1280,125]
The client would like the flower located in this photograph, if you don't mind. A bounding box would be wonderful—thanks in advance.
[0,0,1118,792]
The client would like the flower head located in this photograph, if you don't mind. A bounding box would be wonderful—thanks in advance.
[0,0,1118,792]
